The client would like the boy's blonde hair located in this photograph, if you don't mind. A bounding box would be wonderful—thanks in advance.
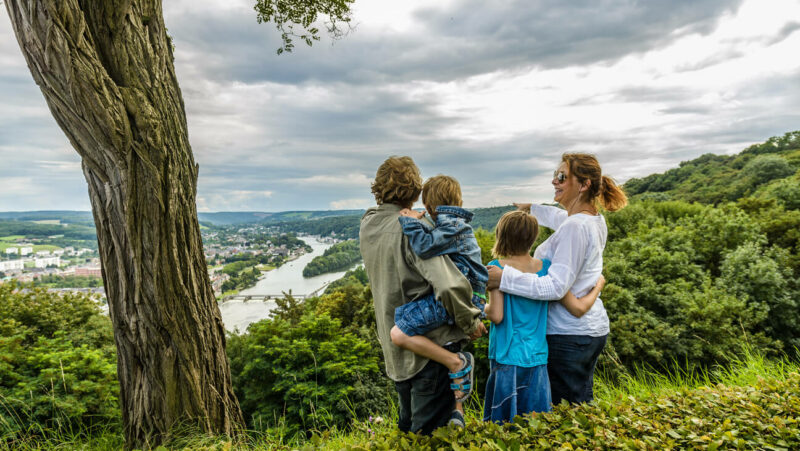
[371,156,423,207]
[421,175,462,210]
[492,210,539,258]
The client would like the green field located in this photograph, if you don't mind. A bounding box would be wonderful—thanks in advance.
[0,236,62,254]
[0,236,24,253]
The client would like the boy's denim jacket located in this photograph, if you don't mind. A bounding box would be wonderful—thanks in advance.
[398,205,488,294]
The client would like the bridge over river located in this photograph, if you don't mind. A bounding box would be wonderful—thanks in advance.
[220,284,327,303]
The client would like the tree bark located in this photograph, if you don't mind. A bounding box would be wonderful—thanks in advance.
[4,0,245,447]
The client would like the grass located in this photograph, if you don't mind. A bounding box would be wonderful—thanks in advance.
[2,350,797,450]
[594,346,798,402]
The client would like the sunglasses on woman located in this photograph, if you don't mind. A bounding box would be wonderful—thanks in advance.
[553,171,568,183]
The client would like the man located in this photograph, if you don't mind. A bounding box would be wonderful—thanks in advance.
[360,156,486,434]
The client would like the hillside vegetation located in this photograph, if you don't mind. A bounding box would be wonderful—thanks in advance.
[624,131,800,206]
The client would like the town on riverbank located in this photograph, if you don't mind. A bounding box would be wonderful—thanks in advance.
[0,214,358,300]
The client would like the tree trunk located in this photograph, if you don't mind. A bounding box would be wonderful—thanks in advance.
[4,0,245,447]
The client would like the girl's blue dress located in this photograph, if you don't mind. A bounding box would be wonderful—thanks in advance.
[484,258,552,423]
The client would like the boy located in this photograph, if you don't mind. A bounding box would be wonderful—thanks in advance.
[390,175,487,426]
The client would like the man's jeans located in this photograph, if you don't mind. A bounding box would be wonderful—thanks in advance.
[395,343,459,435]
[546,334,607,405]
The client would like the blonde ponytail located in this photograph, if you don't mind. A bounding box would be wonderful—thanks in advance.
[599,175,627,212]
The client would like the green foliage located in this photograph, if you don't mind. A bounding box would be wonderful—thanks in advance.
[0,219,96,241]
[742,154,795,182]
[354,370,800,450]
[278,215,361,239]
[754,174,800,210]
[0,285,119,440]
[624,131,800,205]
[473,228,495,265]
[600,201,790,373]
[32,275,103,288]
[254,0,354,54]
[227,270,390,438]
[324,266,369,294]
[469,205,515,231]
[227,312,390,437]
[303,240,361,277]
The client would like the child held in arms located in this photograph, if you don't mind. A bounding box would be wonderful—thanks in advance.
[390,174,487,426]
[483,210,605,423]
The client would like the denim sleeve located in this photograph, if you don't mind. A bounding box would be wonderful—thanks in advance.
[398,216,459,259]
[404,239,480,336]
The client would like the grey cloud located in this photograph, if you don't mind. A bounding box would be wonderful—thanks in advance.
[769,21,800,45]
[674,49,745,72]
[167,0,744,87]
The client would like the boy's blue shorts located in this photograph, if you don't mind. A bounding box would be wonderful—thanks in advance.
[394,292,485,337]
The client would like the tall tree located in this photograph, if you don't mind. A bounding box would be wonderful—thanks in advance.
[4,0,351,447]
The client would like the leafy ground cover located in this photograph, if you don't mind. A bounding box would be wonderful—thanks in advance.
[3,349,797,450]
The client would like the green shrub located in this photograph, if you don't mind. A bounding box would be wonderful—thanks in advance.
[0,284,119,439]
[227,312,392,437]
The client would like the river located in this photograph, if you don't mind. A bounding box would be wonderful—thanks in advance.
[219,236,357,332]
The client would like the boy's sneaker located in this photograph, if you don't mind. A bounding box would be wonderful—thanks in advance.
[448,410,465,428]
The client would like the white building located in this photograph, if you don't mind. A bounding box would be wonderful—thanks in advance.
[4,247,17,255]
[34,256,60,268]
[20,247,33,256]
[53,249,65,256]
[0,260,24,271]
[36,250,51,257]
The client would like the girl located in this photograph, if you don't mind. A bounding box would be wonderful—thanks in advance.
[483,210,604,423]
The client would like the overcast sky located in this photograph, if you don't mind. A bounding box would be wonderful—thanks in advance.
[1,0,799,212]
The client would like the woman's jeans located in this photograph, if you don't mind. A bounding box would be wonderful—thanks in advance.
[546,334,607,404]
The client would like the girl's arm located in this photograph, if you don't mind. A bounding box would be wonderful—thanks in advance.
[559,275,605,318]
[484,288,504,324]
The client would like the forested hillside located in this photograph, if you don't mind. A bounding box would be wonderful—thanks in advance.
[624,131,800,205]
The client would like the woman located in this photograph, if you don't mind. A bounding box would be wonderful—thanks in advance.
[486,153,627,404]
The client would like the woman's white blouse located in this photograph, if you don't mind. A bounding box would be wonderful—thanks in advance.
[499,204,610,337]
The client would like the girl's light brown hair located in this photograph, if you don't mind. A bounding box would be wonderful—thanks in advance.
[421,175,462,210]
[492,211,539,258]
[562,153,628,212]
[371,156,423,207]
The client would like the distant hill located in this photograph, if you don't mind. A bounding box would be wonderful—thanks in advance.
[623,131,800,207]
[197,210,365,225]
[0,211,94,226]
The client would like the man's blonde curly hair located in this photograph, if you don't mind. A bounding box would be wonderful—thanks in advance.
[371,156,423,207]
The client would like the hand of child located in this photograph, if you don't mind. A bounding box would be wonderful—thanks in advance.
[468,321,488,340]
[513,202,532,212]
[486,265,503,290]
[399,208,425,219]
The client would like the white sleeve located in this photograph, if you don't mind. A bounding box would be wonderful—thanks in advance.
[499,221,587,301]
[530,204,568,230]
